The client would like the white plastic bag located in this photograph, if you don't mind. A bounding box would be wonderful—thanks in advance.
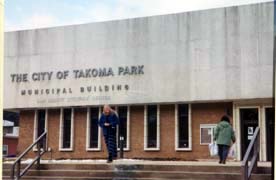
[209,143,218,157]
[228,143,236,158]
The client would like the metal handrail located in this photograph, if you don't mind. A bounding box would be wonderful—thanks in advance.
[11,131,47,180]
[241,127,260,180]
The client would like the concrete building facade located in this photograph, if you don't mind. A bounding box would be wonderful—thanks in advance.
[4,2,274,161]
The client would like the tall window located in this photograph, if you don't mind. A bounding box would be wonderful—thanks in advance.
[86,107,101,150]
[175,104,191,150]
[117,106,129,150]
[37,110,46,137]
[144,105,160,150]
[33,109,47,150]
[59,108,74,151]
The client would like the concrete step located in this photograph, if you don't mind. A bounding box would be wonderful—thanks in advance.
[3,176,177,180]
[3,163,243,172]
[3,162,271,180]
[2,169,271,180]
[3,163,271,174]
[2,174,272,180]
[2,176,199,180]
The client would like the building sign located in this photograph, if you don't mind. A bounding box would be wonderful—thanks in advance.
[10,66,144,83]
[10,65,144,96]
[5,64,148,108]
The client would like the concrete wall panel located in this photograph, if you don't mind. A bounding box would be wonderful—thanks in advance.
[4,2,274,109]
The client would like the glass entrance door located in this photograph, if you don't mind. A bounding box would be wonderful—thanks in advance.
[240,108,259,159]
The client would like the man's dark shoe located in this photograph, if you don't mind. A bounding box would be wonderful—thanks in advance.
[107,159,113,163]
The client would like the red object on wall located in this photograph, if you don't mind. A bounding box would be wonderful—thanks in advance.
[3,137,18,157]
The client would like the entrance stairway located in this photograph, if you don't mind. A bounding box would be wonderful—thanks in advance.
[2,160,272,180]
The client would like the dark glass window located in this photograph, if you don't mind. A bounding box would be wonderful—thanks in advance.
[178,104,189,148]
[62,108,72,149]
[89,107,99,148]
[37,110,46,138]
[147,105,157,148]
[118,106,128,148]
[4,127,13,135]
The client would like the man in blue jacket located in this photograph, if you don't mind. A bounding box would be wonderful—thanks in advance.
[99,105,119,163]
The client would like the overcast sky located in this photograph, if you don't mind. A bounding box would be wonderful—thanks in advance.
[5,0,273,31]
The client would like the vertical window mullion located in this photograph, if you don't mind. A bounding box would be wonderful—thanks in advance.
[157,105,160,149]
[71,108,74,150]
[127,106,130,150]
[86,108,90,150]
[59,109,63,150]
[98,107,102,150]
[33,110,38,146]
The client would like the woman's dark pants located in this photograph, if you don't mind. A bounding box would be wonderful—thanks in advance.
[218,144,230,163]
[104,127,117,161]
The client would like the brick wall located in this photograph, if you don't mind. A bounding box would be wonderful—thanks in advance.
[17,102,233,160]
[3,137,18,156]
[191,103,233,159]
[17,110,35,155]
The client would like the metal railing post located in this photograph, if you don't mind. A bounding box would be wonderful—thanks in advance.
[11,164,15,179]
[252,134,260,174]
[10,131,47,179]
[120,136,124,158]
[241,165,247,180]
[16,159,21,179]
[241,127,260,180]
[43,134,47,151]
[37,141,41,170]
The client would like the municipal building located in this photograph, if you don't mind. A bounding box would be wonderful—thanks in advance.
[4,2,274,162]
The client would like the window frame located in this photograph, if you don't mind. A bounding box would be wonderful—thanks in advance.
[86,107,102,151]
[33,109,48,151]
[175,104,192,151]
[59,108,74,151]
[236,105,261,161]
[144,104,160,151]
[199,124,217,145]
